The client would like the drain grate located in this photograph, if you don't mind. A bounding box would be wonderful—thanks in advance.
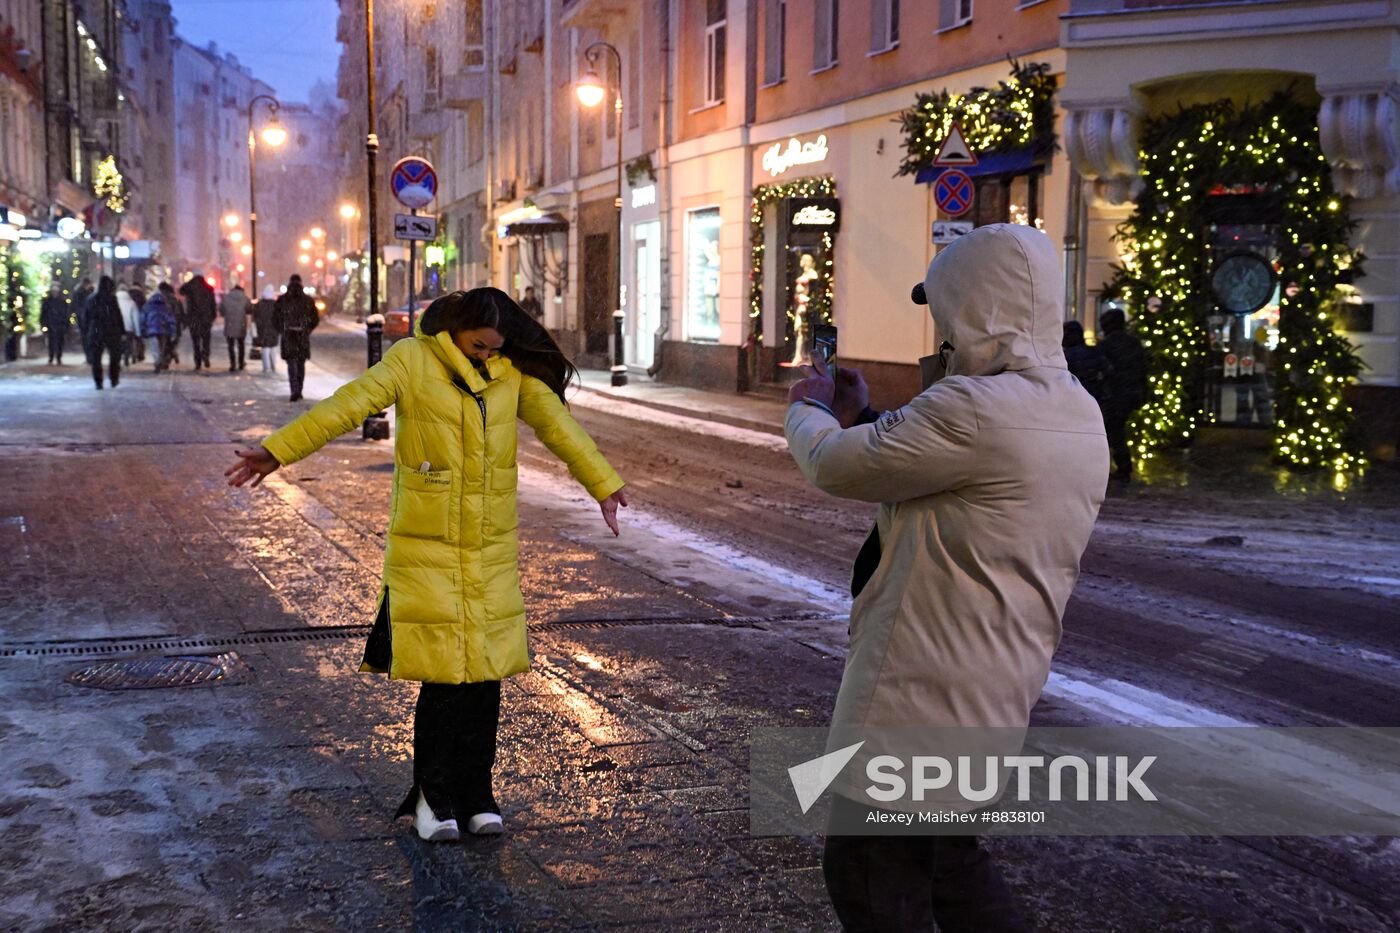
[67,652,245,690]
[0,624,372,660]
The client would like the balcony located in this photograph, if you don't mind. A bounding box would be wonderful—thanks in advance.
[443,70,485,109]
[560,0,631,28]
[410,107,446,140]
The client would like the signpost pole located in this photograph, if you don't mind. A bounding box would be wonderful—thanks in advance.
[407,208,417,335]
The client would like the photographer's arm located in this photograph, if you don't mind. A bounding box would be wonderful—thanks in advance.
[784,381,979,503]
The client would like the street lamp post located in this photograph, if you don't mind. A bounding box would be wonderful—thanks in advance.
[577,41,628,387]
[361,0,389,440]
[246,94,286,291]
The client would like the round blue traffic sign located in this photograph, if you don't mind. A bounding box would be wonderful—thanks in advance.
[934,169,975,218]
[391,156,437,209]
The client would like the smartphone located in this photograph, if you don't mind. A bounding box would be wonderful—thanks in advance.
[813,324,838,376]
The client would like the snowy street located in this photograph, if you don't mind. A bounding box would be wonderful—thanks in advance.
[1,325,1397,930]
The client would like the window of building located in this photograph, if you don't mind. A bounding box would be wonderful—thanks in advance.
[464,0,485,69]
[686,207,722,342]
[425,46,439,108]
[871,0,899,52]
[762,0,786,86]
[938,0,973,31]
[468,102,484,164]
[704,0,726,107]
[813,0,838,71]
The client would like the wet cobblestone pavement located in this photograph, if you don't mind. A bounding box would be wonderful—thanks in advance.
[2,338,1398,931]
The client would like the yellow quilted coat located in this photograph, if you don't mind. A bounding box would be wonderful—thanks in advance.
[261,330,624,684]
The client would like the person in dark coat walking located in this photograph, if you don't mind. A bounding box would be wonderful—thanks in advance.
[252,285,280,376]
[518,286,543,322]
[81,276,126,389]
[272,275,319,401]
[178,273,219,371]
[40,283,71,365]
[1062,321,1113,406]
[1097,308,1149,482]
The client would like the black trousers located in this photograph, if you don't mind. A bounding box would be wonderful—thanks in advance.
[1102,402,1133,478]
[227,336,245,370]
[47,331,66,363]
[286,358,306,397]
[823,798,1031,933]
[90,338,122,387]
[190,326,212,368]
[401,681,502,820]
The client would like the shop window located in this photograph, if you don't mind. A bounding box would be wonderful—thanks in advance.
[813,0,838,70]
[704,0,727,107]
[762,0,786,86]
[686,207,722,342]
[970,172,1041,230]
[938,0,973,30]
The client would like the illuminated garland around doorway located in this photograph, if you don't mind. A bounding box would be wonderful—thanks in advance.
[896,60,1057,177]
[748,175,837,345]
[1105,92,1366,475]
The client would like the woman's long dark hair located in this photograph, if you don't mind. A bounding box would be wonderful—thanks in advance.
[419,287,578,403]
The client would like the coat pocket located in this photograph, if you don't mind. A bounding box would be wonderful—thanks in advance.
[391,468,453,540]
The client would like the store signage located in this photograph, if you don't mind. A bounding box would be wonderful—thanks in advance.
[762,134,830,177]
[631,184,657,209]
[788,198,840,232]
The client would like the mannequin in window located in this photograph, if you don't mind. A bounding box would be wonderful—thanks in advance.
[785,252,819,368]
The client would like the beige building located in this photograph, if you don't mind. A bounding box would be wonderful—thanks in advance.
[1061,0,1399,455]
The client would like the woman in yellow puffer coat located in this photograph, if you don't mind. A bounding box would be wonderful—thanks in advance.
[225,287,627,842]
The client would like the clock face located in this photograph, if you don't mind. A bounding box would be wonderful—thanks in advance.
[1212,253,1275,314]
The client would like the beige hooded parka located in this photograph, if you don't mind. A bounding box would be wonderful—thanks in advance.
[784,224,1108,806]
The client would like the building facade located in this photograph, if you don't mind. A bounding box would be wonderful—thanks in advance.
[1061,0,1400,459]
[1,0,47,225]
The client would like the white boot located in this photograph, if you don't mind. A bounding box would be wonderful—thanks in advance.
[466,812,504,836]
[413,790,460,842]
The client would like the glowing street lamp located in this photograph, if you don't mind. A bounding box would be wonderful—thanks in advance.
[339,203,357,220]
[229,231,243,243]
[299,253,311,265]
[240,244,253,256]
[575,41,627,387]
[310,226,325,240]
[248,94,286,288]
[300,238,312,250]
[224,213,241,228]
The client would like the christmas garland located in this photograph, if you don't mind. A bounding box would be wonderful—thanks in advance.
[748,176,836,345]
[896,59,1057,177]
[1105,91,1367,475]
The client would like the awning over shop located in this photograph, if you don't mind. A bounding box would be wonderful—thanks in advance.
[503,213,568,237]
[914,149,1041,185]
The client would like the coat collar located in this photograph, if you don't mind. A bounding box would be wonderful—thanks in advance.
[421,330,510,393]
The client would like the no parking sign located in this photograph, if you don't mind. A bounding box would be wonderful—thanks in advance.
[934,169,975,218]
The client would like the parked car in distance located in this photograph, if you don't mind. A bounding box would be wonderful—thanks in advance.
[384,299,431,342]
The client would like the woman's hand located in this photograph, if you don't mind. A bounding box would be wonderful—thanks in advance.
[225,446,280,488]
[600,489,629,537]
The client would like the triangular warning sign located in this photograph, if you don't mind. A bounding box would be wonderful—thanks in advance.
[933,123,978,166]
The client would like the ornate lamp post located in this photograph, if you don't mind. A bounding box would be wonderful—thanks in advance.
[246,95,286,290]
[576,41,628,387]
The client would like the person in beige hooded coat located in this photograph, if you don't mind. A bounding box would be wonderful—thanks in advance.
[785,224,1107,932]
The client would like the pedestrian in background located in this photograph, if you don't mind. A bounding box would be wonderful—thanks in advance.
[785,226,1106,933]
[117,282,144,365]
[518,285,543,322]
[41,283,70,365]
[70,277,93,360]
[226,287,628,844]
[253,285,280,376]
[142,284,179,372]
[272,275,318,401]
[80,276,126,390]
[1062,320,1113,407]
[179,272,218,371]
[1097,307,1149,483]
[221,283,252,372]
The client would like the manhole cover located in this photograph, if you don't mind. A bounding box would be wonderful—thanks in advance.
[67,652,245,690]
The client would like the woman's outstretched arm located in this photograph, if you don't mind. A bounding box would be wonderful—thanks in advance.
[517,375,627,534]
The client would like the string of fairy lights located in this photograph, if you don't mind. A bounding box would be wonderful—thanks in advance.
[896,59,1057,178]
[1107,92,1367,477]
[748,176,838,348]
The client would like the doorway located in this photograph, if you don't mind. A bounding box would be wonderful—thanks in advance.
[630,221,660,370]
[583,233,613,357]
